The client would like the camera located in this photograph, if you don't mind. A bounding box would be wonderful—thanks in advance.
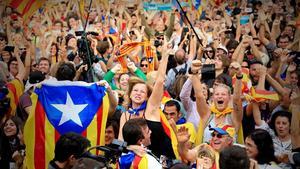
[81,139,127,168]
[76,32,99,69]
[154,40,162,47]
[4,46,15,52]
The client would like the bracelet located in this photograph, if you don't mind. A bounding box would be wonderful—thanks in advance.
[236,74,243,80]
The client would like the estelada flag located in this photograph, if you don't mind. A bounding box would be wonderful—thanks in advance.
[24,80,109,169]
[9,0,46,21]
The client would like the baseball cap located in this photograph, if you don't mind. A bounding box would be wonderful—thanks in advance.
[209,124,235,138]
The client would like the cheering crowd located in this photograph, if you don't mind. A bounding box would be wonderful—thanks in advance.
[0,0,300,168]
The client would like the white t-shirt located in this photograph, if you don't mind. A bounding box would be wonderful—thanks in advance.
[147,153,162,169]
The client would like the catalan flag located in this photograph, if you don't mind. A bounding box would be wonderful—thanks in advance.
[245,87,280,102]
[6,79,24,117]
[232,68,252,94]
[160,110,180,160]
[24,80,109,169]
[190,0,207,18]
[9,0,46,21]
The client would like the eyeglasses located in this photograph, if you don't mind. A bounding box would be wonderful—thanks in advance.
[141,64,148,67]
[211,132,223,138]
[206,50,213,53]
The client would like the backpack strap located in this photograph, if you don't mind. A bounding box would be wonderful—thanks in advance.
[172,67,178,75]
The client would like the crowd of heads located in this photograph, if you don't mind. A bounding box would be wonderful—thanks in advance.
[0,0,300,168]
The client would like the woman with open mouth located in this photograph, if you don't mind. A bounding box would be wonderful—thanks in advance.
[191,60,243,145]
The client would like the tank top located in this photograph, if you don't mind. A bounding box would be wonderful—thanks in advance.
[203,114,234,143]
[146,120,176,160]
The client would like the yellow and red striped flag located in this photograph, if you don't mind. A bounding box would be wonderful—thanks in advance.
[144,43,156,72]
[160,110,180,160]
[232,68,252,94]
[24,81,109,169]
[9,0,46,21]
[6,79,24,117]
[245,87,280,102]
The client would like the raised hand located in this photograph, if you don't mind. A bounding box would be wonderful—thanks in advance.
[111,63,122,73]
[127,61,137,72]
[191,60,202,74]
[176,126,190,144]
[290,87,300,105]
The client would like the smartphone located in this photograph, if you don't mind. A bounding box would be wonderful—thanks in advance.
[201,64,215,80]
[4,46,15,52]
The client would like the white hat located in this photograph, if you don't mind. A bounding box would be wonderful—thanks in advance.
[217,45,228,54]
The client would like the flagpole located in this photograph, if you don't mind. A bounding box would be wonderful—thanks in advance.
[175,0,203,47]
[81,0,97,82]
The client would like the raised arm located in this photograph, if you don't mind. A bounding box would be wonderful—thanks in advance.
[232,36,248,64]
[176,126,198,162]
[258,19,271,46]
[252,102,263,126]
[252,65,266,126]
[14,49,25,82]
[290,89,300,149]
[179,78,194,116]
[165,11,175,40]
[265,73,286,97]
[231,64,243,130]
[249,36,269,66]
[145,40,170,121]
[190,60,210,124]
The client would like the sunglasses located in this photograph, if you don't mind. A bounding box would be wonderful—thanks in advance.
[141,64,148,67]
[206,50,213,53]
[211,132,223,138]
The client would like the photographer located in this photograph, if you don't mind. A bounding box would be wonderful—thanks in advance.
[119,118,162,169]
[48,132,91,169]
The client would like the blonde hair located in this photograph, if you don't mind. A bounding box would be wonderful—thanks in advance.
[213,83,231,95]
[123,76,153,109]
[197,145,216,161]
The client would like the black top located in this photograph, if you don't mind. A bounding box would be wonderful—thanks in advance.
[146,120,176,160]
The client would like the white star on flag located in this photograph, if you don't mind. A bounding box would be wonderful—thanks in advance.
[51,92,88,127]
